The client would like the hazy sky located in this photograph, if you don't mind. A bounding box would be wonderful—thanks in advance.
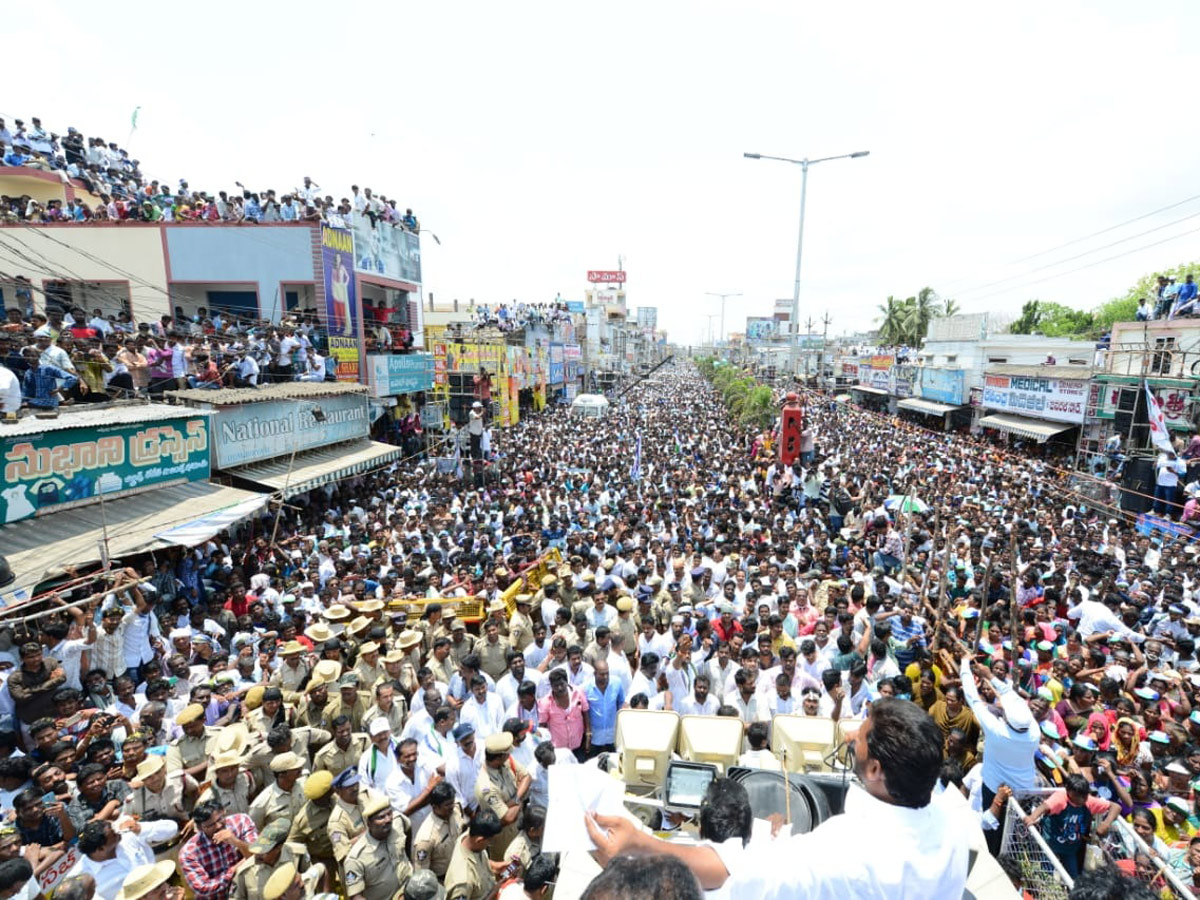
[8,2,1199,344]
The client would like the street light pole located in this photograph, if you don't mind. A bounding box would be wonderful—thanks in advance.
[705,292,742,346]
[744,150,869,380]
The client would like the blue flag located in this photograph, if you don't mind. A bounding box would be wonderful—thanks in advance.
[630,434,642,482]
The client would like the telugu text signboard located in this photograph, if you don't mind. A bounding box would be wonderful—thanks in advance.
[856,354,893,391]
[981,374,1086,423]
[321,225,361,382]
[919,368,966,405]
[366,353,435,397]
[893,365,917,399]
[210,393,369,469]
[587,270,626,283]
[1,416,210,524]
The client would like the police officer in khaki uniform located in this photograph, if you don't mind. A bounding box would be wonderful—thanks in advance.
[411,781,462,880]
[502,803,546,872]
[352,642,387,689]
[447,619,477,667]
[327,674,371,733]
[428,637,456,687]
[614,595,638,650]
[313,716,370,774]
[444,810,503,900]
[393,630,424,674]
[473,732,532,860]
[198,750,253,815]
[477,619,510,681]
[262,862,302,900]
[415,603,447,657]
[328,766,367,868]
[124,756,188,838]
[166,703,217,779]
[288,769,337,894]
[270,641,310,695]
[343,791,413,900]
[249,751,305,832]
[362,683,406,738]
[231,818,320,900]
[509,595,535,652]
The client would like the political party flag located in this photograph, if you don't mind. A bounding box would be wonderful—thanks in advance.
[130,106,141,132]
[631,434,642,482]
[1146,381,1175,453]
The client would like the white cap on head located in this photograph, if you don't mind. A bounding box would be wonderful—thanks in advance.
[999,690,1034,733]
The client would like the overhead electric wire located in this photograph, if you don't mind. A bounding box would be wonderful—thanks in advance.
[1007,190,1200,264]
[953,207,1200,297]
[927,188,1200,297]
[967,222,1200,303]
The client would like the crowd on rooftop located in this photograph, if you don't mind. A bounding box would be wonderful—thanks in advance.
[0,302,341,414]
[468,301,575,333]
[0,114,419,231]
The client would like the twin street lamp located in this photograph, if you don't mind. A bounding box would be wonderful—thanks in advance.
[744,150,869,379]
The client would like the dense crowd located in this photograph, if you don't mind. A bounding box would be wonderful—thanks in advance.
[0,303,343,413]
[1,363,1200,899]
[468,302,575,333]
[0,114,419,232]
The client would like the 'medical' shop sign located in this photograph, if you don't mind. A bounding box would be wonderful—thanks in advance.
[211,394,368,469]
[982,375,1086,423]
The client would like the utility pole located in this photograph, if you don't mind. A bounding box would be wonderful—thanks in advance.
[705,292,742,347]
[820,312,832,388]
[803,316,815,380]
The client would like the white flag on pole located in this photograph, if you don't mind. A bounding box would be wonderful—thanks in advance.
[1145,382,1175,453]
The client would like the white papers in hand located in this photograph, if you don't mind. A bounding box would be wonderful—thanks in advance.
[541,763,630,854]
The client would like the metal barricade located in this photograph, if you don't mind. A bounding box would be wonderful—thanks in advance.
[999,795,1074,899]
[1002,792,1199,900]
[1096,817,1198,900]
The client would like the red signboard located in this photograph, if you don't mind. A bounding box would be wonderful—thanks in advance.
[587,270,627,283]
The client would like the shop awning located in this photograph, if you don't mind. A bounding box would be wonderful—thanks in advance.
[851,385,889,396]
[1,482,269,601]
[898,398,962,417]
[228,439,404,498]
[978,413,1076,442]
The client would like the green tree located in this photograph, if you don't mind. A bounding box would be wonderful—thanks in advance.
[1092,296,1140,333]
[876,295,907,344]
[902,287,940,345]
[1007,299,1094,337]
[1009,300,1043,334]
[1035,303,1095,337]
[738,385,777,429]
[941,297,961,317]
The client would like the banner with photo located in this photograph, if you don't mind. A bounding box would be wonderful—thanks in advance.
[321,224,360,382]
[351,213,422,284]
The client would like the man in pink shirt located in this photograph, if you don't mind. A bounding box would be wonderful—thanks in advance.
[537,668,589,761]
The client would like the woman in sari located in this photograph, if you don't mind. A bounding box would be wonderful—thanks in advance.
[1112,717,1151,770]
[928,685,981,747]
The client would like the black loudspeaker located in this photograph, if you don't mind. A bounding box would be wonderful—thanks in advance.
[1113,386,1149,452]
[448,396,470,426]
[1120,456,1155,514]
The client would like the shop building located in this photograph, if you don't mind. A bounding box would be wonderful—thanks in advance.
[0,403,267,603]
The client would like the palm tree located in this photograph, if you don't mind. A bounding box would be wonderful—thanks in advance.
[876,296,906,344]
[941,297,961,318]
[905,287,940,344]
